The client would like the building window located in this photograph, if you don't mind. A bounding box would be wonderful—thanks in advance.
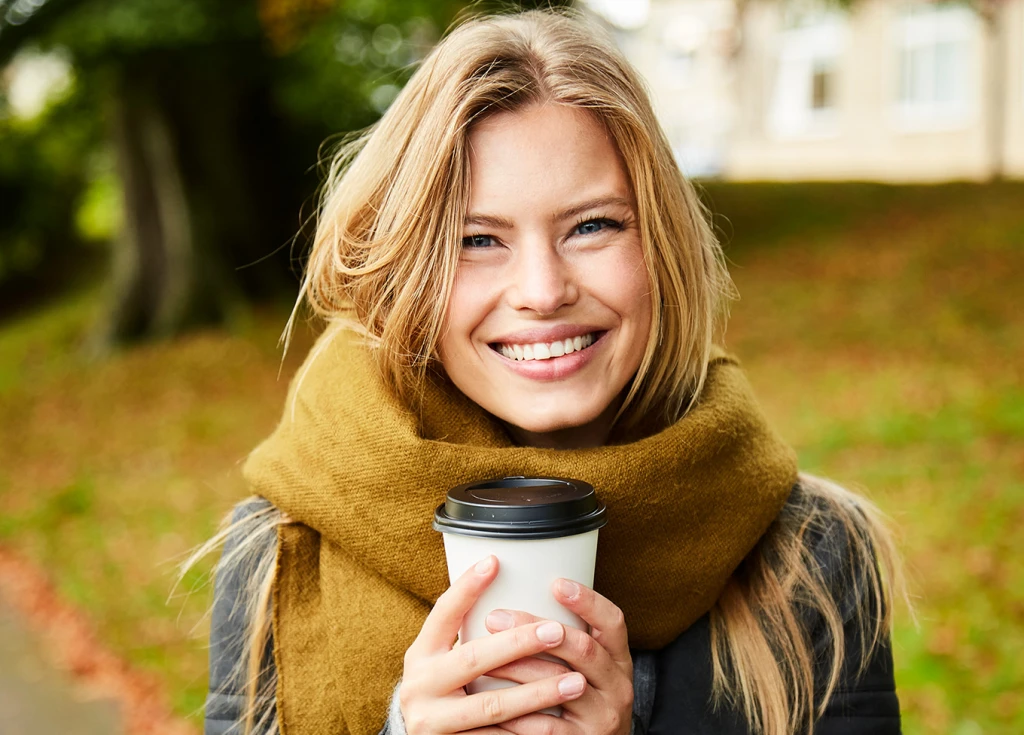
[895,4,976,129]
[768,16,846,139]
[811,59,837,110]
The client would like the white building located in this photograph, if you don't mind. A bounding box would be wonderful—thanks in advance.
[592,0,1024,181]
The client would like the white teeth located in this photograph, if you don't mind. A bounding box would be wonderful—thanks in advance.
[496,332,598,361]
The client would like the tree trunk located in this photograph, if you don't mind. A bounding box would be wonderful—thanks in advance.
[96,48,301,347]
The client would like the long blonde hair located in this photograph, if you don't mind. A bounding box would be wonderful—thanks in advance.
[190,9,904,735]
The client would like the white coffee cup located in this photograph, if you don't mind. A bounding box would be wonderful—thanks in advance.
[433,476,607,716]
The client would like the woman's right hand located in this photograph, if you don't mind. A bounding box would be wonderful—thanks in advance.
[399,555,586,734]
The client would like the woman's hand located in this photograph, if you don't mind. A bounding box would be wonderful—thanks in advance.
[483,579,634,735]
[399,556,590,734]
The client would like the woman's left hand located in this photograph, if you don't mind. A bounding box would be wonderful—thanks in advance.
[482,579,634,735]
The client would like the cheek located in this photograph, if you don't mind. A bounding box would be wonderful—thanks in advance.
[594,242,652,329]
[603,246,653,378]
[440,266,493,359]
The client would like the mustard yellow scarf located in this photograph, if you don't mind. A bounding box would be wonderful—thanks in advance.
[243,326,797,735]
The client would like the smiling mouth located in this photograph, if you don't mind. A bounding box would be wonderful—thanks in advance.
[489,331,604,362]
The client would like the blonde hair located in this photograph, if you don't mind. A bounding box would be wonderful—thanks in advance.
[190,9,905,735]
[710,473,905,734]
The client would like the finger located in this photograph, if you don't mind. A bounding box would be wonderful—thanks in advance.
[484,608,539,633]
[483,654,572,684]
[433,673,586,732]
[552,580,630,665]
[409,556,498,657]
[497,712,570,735]
[559,684,634,735]
[545,625,625,694]
[432,620,568,693]
[486,609,623,692]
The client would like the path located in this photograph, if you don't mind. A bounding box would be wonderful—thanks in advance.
[0,599,122,735]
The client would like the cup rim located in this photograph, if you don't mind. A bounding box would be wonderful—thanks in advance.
[432,475,607,539]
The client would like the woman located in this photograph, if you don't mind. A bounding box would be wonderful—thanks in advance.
[199,9,903,735]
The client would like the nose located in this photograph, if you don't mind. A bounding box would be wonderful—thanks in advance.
[506,239,579,315]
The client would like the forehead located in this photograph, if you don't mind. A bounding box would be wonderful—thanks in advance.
[466,103,632,217]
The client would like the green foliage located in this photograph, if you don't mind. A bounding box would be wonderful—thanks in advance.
[272,2,465,136]
[4,0,261,60]
[73,153,121,241]
[0,70,103,299]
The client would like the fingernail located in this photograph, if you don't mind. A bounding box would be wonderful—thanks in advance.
[558,673,585,697]
[486,610,513,631]
[475,556,494,574]
[557,579,579,600]
[536,621,564,644]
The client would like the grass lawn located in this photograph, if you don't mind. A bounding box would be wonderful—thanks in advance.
[1,182,1022,733]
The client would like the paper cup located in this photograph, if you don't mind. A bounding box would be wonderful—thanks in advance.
[433,476,607,716]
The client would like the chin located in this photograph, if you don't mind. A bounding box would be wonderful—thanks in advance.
[502,407,602,435]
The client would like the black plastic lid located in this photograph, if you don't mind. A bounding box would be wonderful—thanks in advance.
[433,476,607,540]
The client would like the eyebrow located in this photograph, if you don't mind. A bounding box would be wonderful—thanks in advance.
[463,213,516,229]
[463,196,633,230]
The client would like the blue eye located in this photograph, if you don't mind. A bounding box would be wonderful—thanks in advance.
[462,234,494,248]
[573,218,620,236]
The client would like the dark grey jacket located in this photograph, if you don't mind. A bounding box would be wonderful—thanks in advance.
[204,496,900,735]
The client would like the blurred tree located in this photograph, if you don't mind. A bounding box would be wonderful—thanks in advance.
[1,0,305,340]
[0,64,102,310]
[0,0,570,344]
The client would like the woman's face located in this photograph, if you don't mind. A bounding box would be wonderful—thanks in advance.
[439,103,652,448]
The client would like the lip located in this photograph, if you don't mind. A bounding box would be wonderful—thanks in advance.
[487,331,608,381]
[489,324,605,347]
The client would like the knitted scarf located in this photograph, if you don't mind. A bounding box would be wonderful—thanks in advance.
[243,326,797,735]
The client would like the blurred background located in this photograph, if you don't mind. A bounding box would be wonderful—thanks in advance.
[0,0,1021,733]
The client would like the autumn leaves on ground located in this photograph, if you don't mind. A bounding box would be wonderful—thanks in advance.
[0,183,1021,734]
